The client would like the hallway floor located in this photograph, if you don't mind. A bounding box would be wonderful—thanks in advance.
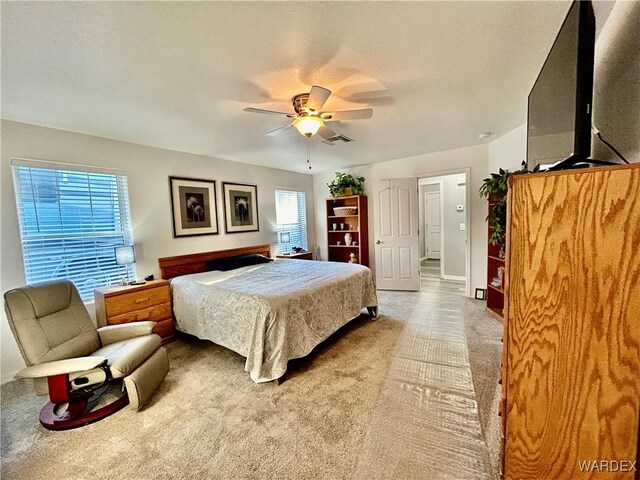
[421,258,466,294]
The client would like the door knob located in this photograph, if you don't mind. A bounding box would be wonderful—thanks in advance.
[376,240,382,244]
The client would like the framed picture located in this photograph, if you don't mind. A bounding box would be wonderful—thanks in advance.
[169,176,219,237]
[222,182,259,234]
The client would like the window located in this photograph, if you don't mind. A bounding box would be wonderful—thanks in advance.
[12,159,134,301]
[275,190,307,254]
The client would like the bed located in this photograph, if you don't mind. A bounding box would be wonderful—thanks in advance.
[158,245,378,383]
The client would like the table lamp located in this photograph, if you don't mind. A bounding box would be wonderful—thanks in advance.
[115,245,136,284]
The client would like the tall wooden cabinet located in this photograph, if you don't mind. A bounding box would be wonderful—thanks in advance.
[326,195,369,266]
[501,164,640,479]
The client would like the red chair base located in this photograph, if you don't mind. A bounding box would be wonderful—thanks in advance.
[39,393,129,431]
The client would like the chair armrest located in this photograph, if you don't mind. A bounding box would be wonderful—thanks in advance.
[15,356,107,379]
[97,322,156,346]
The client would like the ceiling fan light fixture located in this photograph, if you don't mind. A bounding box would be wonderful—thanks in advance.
[293,116,323,137]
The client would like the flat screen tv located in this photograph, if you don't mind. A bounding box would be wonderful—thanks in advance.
[526,0,595,171]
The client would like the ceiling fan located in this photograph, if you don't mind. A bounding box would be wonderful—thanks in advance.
[243,85,373,141]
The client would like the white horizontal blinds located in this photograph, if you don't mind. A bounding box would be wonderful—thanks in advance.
[12,162,135,301]
[275,190,308,254]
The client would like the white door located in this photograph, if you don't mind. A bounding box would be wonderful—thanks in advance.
[374,178,420,291]
[425,192,441,259]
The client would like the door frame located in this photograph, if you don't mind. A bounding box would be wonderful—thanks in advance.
[417,168,471,297]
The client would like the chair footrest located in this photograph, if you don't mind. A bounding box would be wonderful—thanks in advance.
[123,347,169,410]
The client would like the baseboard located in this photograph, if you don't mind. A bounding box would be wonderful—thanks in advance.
[1,369,20,385]
[442,274,466,282]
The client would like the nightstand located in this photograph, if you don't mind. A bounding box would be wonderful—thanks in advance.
[276,252,313,260]
[94,279,174,344]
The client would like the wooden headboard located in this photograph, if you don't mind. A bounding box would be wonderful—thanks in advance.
[158,244,271,280]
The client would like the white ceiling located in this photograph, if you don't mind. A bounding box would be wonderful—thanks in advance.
[1,1,573,173]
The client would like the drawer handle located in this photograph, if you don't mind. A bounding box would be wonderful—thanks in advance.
[134,297,149,304]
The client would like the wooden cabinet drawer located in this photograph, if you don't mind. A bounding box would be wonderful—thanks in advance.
[153,318,174,342]
[105,286,170,317]
[95,280,174,343]
[108,302,172,325]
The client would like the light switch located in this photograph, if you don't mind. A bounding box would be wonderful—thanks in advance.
[456,205,464,212]
[460,223,466,231]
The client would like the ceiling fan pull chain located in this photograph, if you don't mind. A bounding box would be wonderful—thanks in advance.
[307,142,312,170]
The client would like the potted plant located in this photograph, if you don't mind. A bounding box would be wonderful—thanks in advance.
[327,172,366,197]
[479,162,527,253]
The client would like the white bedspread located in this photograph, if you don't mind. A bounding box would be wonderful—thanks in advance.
[170,259,378,383]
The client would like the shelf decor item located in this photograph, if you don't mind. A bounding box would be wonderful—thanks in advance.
[327,172,366,198]
[169,176,219,237]
[333,206,358,216]
[345,232,352,246]
[222,182,259,234]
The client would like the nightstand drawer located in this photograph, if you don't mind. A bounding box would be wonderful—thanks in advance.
[108,302,172,325]
[153,318,174,341]
[106,286,170,317]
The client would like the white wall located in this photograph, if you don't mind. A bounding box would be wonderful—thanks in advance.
[0,120,315,383]
[419,174,467,279]
[487,0,640,174]
[488,124,527,174]
[592,0,640,164]
[314,143,488,296]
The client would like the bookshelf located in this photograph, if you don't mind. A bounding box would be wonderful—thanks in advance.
[325,195,369,267]
[487,194,505,319]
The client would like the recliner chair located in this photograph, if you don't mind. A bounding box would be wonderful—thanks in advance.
[4,279,170,430]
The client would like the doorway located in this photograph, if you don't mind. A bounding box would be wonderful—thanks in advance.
[418,172,469,293]
[424,190,441,260]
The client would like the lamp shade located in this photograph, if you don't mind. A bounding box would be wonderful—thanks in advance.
[115,245,136,265]
[292,116,323,137]
[280,232,291,243]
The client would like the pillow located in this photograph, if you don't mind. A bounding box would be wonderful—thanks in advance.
[207,254,272,272]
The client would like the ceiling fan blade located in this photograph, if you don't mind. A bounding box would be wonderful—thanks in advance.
[321,109,373,121]
[244,107,293,117]
[317,125,337,140]
[306,86,332,112]
[265,124,292,136]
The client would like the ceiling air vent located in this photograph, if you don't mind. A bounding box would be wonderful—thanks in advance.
[321,134,354,146]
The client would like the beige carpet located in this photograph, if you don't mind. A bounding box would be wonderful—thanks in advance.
[1,312,403,480]
[464,300,503,478]
[1,287,502,480]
